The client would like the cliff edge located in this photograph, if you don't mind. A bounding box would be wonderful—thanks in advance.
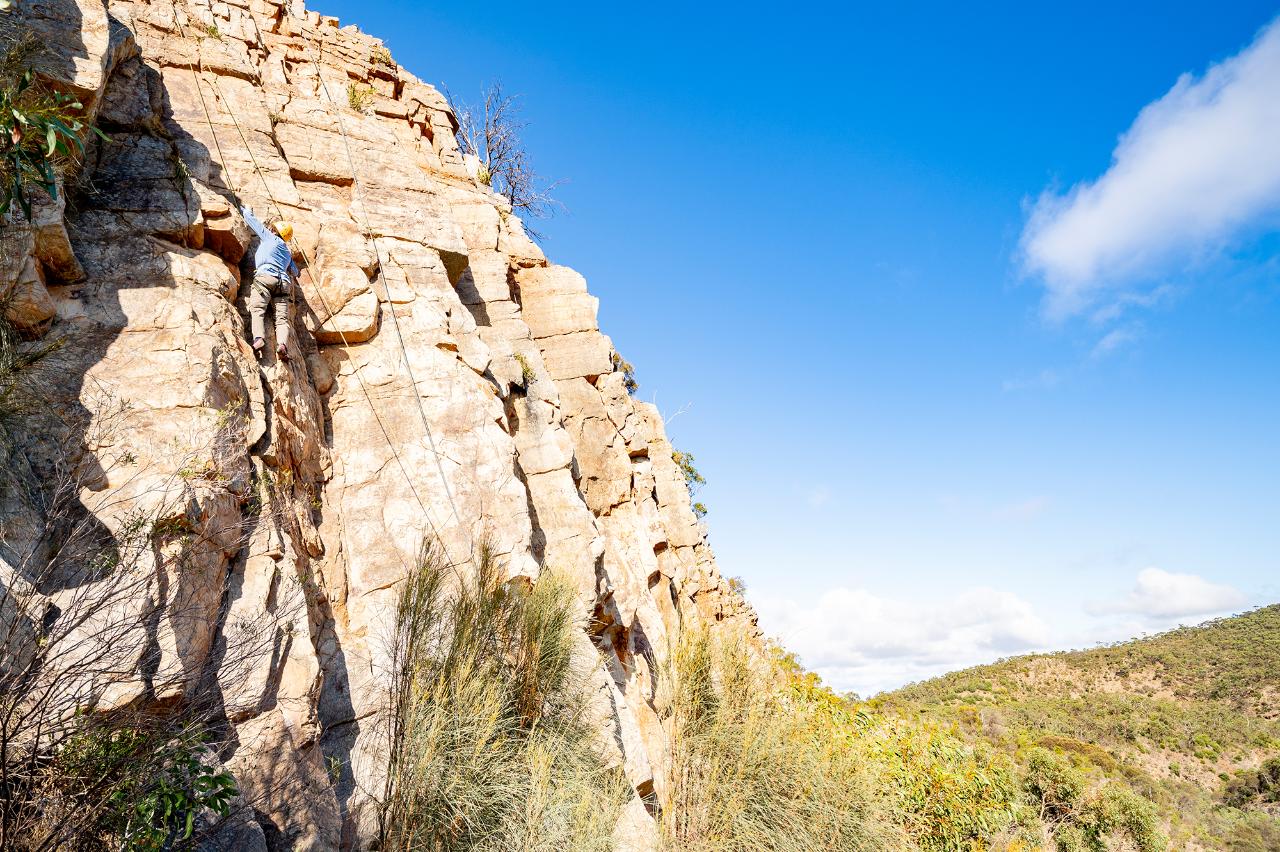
[0,0,755,847]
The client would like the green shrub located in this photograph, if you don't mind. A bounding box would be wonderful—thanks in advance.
[513,352,537,387]
[660,628,902,851]
[875,719,1020,850]
[371,45,394,67]
[1074,784,1166,852]
[378,542,628,851]
[1025,747,1085,821]
[610,351,638,395]
[1224,756,1280,807]
[671,449,708,518]
[347,82,375,113]
[1035,736,1119,773]
[671,449,705,491]
[0,32,104,219]
[1023,749,1164,852]
[3,716,236,850]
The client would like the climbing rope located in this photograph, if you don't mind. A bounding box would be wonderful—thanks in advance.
[166,0,463,567]
[311,35,464,532]
[307,31,531,540]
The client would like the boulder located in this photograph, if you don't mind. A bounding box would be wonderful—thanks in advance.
[314,289,379,343]
[6,0,115,108]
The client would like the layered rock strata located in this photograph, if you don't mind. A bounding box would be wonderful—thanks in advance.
[0,0,754,847]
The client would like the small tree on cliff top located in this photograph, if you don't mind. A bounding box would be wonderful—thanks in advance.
[446,81,562,229]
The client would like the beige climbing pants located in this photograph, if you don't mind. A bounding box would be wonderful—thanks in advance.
[249,271,291,348]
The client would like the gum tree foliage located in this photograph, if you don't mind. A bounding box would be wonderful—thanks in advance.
[0,31,105,219]
[672,449,707,519]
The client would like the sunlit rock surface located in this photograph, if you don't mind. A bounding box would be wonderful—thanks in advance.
[0,0,755,847]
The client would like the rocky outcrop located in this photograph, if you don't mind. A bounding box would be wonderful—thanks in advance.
[0,0,754,847]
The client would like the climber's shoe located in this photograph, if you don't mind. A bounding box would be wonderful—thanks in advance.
[253,337,266,358]
[277,343,290,363]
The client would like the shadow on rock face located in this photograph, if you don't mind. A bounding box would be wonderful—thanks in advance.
[1,7,352,847]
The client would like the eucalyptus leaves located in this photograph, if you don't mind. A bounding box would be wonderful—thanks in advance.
[1,35,107,219]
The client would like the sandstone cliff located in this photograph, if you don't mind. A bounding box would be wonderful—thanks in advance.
[0,0,754,847]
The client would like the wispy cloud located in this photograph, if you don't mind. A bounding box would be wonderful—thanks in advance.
[755,586,1050,696]
[992,495,1052,522]
[1089,324,1142,359]
[1089,567,1247,620]
[806,486,832,509]
[1002,368,1062,393]
[938,493,1053,522]
[1021,16,1280,319]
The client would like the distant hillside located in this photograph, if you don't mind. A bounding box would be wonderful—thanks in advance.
[878,606,1280,851]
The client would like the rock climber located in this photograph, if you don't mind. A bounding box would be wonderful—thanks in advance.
[242,204,299,363]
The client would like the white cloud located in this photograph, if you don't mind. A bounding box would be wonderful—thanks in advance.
[1002,368,1062,393]
[1089,324,1141,359]
[1021,16,1280,318]
[1094,567,1247,619]
[755,586,1050,696]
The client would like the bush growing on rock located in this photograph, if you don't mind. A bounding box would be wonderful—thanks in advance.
[347,82,376,114]
[377,542,628,851]
[611,351,638,396]
[0,31,103,220]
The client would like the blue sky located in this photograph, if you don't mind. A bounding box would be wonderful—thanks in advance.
[317,1,1280,695]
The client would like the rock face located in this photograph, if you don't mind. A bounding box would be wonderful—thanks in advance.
[0,0,755,847]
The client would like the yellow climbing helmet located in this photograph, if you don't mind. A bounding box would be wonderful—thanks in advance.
[272,220,294,242]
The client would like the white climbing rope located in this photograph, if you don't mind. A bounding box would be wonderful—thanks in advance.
[307,32,537,559]
[166,0,464,568]
[310,33,465,534]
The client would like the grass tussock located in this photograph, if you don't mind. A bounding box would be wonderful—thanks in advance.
[660,629,905,851]
[378,542,629,852]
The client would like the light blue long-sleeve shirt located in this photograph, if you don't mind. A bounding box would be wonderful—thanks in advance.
[242,205,299,282]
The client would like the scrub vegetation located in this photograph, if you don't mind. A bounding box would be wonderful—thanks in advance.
[880,605,1280,851]
[0,30,103,220]
[377,543,630,851]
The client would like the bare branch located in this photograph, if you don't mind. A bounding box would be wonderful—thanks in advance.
[444,81,564,234]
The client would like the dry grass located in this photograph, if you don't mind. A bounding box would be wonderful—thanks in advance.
[377,543,628,852]
[659,629,904,851]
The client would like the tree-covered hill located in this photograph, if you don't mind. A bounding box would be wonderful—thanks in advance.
[877,606,1280,851]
